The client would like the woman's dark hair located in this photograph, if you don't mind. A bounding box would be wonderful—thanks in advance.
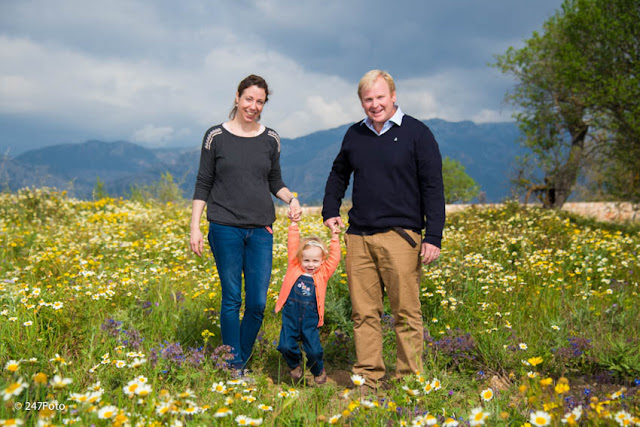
[229,74,270,119]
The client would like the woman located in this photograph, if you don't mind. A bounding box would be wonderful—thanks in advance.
[190,74,301,372]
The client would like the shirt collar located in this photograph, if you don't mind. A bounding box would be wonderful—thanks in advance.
[361,106,404,136]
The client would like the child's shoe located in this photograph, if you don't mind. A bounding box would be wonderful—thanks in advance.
[314,369,327,385]
[290,365,303,380]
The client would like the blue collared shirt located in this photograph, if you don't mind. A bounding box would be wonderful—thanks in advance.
[361,106,404,136]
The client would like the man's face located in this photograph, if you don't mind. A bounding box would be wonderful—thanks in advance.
[360,77,397,131]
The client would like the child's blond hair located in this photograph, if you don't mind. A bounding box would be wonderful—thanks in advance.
[296,236,329,262]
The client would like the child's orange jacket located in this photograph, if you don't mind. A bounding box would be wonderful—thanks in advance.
[274,224,341,327]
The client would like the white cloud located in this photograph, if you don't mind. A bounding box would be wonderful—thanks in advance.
[396,73,472,122]
[472,109,513,123]
[0,37,171,114]
[0,33,518,145]
[0,35,213,140]
[396,85,441,121]
[265,75,362,137]
[132,124,174,144]
[394,66,519,124]
[0,75,37,112]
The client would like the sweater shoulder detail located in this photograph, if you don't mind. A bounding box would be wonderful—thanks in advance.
[267,129,281,153]
[203,126,223,151]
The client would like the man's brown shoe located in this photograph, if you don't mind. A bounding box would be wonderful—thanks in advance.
[314,369,327,385]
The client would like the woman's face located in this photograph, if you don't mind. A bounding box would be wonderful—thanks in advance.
[235,85,267,123]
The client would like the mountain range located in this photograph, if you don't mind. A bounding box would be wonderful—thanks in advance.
[0,119,524,203]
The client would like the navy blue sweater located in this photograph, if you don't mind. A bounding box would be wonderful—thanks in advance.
[322,115,445,248]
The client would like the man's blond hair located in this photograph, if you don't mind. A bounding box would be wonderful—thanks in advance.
[358,70,396,99]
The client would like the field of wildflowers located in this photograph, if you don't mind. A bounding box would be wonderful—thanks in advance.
[1,187,639,426]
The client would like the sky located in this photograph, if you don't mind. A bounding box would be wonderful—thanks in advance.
[0,0,563,153]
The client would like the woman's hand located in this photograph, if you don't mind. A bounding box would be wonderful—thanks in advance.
[190,227,204,256]
[190,200,207,257]
[288,197,302,222]
[275,188,302,222]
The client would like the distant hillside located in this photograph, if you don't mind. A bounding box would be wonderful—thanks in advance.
[0,155,68,192]
[428,119,523,202]
[279,124,353,203]
[278,120,523,203]
[12,140,162,198]
[3,120,523,202]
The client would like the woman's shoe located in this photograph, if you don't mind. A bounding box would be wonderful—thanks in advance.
[290,365,303,380]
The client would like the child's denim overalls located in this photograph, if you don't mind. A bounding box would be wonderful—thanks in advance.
[277,274,324,376]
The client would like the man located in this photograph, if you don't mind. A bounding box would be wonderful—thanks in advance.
[322,70,445,391]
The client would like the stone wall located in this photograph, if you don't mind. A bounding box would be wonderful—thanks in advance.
[289,202,639,223]
[562,202,639,222]
[446,202,639,223]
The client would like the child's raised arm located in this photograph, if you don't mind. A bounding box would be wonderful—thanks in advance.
[287,222,300,264]
[322,232,341,277]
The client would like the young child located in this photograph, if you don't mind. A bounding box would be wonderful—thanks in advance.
[275,217,341,384]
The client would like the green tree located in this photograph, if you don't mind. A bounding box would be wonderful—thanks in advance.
[495,0,640,207]
[442,157,480,204]
[129,172,184,204]
[562,0,640,201]
[92,176,109,200]
[495,4,590,208]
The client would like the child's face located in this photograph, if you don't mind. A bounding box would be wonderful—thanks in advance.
[300,246,324,275]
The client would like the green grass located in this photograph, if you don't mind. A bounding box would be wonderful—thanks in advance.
[0,188,639,426]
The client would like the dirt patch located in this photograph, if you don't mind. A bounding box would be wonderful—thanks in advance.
[264,365,353,388]
[328,369,354,387]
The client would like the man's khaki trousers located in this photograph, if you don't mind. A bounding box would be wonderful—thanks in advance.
[344,230,424,387]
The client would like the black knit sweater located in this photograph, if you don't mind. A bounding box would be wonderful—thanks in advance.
[322,115,445,248]
[193,124,286,227]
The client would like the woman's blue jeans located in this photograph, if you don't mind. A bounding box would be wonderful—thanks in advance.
[277,277,324,376]
[208,222,273,368]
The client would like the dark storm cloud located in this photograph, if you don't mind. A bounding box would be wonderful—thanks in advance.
[0,0,563,149]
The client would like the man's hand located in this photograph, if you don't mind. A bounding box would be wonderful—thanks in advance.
[420,242,440,265]
[324,216,345,234]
